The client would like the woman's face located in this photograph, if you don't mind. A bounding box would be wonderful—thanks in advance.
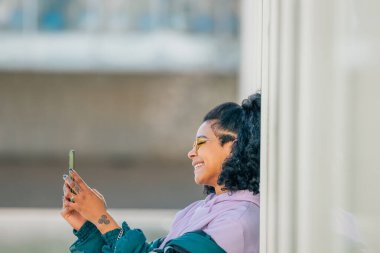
[187,120,234,189]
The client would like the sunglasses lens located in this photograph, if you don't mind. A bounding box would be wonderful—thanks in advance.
[193,137,208,152]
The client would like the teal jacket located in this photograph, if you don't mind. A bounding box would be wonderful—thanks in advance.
[70,221,226,253]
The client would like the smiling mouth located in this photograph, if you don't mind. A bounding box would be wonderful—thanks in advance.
[194,162,205,169]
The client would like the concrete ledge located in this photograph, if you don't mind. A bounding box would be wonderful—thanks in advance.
[0,208,177,252]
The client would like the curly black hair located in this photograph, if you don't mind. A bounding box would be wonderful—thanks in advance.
[202,92,261,195]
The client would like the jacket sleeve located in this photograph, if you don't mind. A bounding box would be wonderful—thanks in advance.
[164,231,226,253]
[69,221,164,253]
[70,221,105,253]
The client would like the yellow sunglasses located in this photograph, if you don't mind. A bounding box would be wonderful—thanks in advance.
[192,137,211,153]
[192,134,237,153]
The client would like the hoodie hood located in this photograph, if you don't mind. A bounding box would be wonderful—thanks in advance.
[160,190,260,249]
[204,190,260,208]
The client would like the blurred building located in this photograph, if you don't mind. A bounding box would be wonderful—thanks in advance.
[0,0,241,210]
[0,0,239,72]
[0,3,241,250]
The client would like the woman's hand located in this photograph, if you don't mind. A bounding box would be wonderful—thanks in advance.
[64,169,120,234]
[61,181,86,231]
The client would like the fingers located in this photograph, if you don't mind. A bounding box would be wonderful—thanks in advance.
[62,196,74,211]
[63,174,81,195]
[63,188,77,206]
[62,186,79,212]
[69,169,89,192]
[61,171,82,213]
[63,184,74,199]
[62,170,88,207]
[63,197,77,210]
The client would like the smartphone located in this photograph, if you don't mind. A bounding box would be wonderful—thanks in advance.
[68,149,77,196]
[69,149,75,170]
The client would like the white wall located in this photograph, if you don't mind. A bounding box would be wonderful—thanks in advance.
[241,0,380,252]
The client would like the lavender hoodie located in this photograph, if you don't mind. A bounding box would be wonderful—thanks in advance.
[160,190,260,253]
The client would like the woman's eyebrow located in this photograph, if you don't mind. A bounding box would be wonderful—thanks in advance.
[196,135,208,138]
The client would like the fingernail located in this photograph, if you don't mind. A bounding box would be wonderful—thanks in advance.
[69,168,74,174]
[63,174,68,180]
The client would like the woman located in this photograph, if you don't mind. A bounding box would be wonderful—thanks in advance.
[61,92,261,253]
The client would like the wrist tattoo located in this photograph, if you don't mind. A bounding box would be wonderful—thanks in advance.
[98,214,110,225]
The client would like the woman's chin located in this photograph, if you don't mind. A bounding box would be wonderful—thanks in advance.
[194,173,206,185]
[194,176,202,185]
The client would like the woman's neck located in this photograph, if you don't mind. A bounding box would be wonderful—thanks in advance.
[214,185,226,195]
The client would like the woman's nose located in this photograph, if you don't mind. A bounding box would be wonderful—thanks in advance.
[187,147,196,160]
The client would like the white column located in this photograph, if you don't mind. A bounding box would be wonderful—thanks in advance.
[260,0,380,252]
